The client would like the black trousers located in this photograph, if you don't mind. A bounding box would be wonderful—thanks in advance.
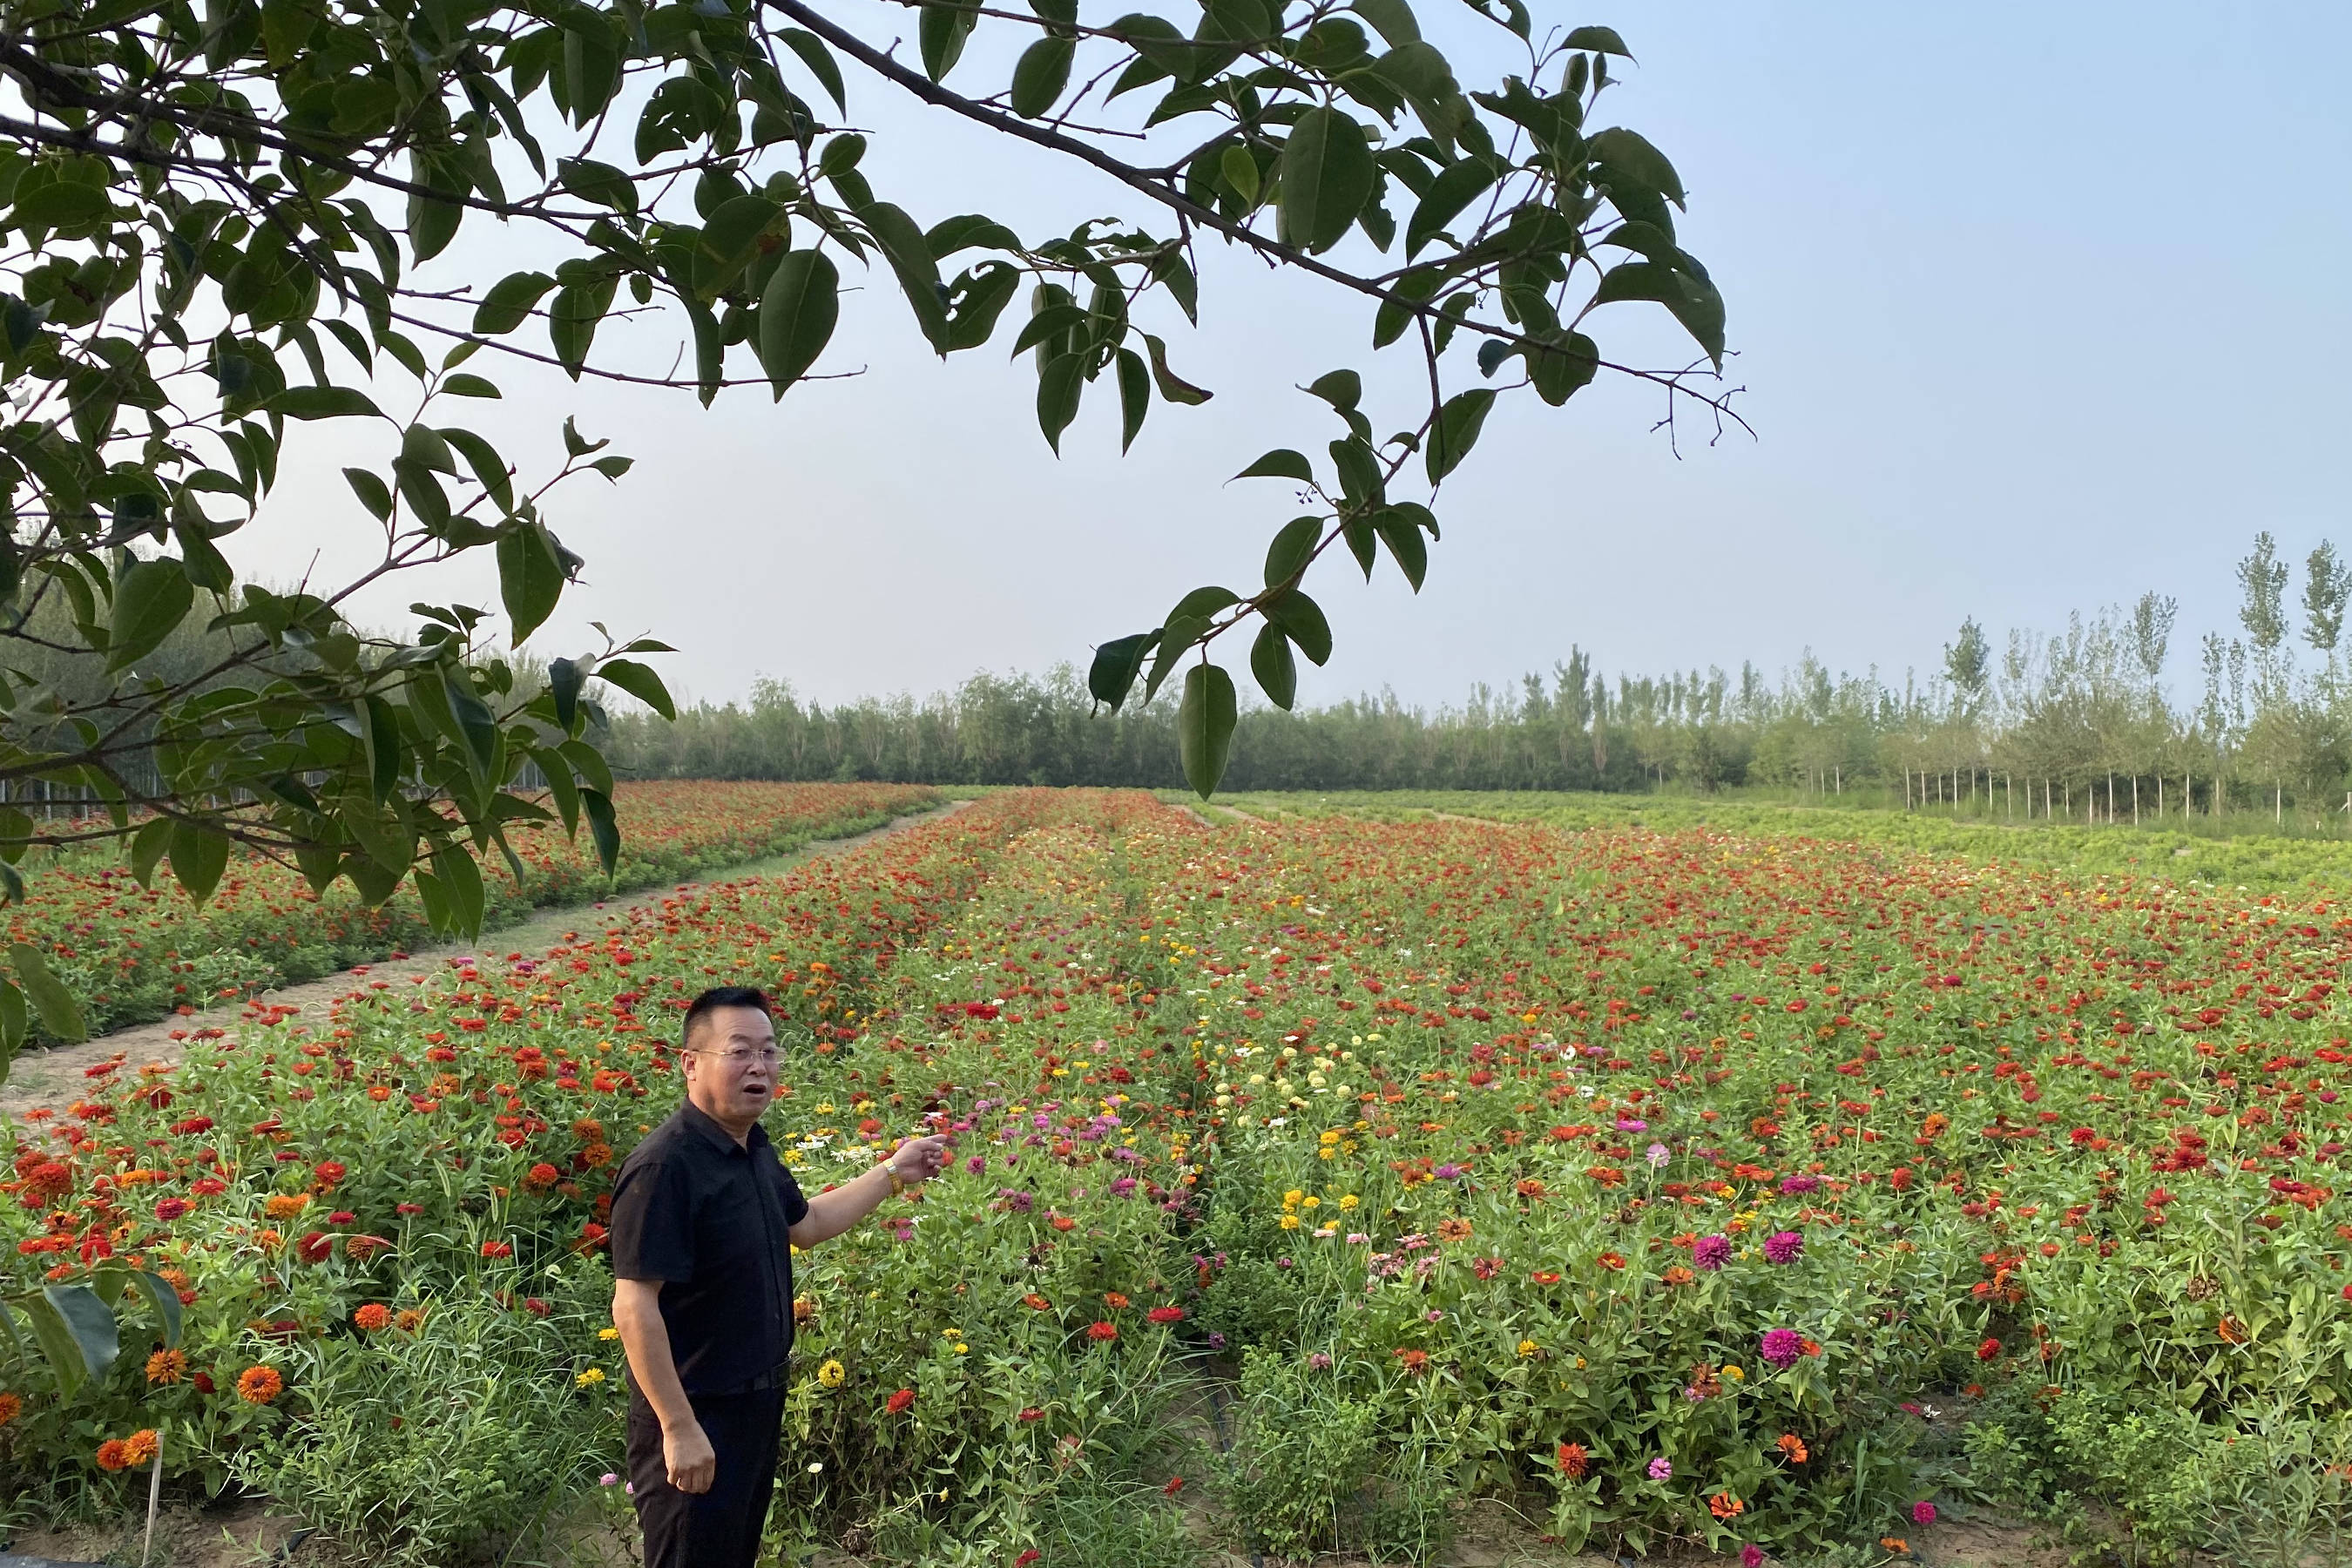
[625,1385,787,1568]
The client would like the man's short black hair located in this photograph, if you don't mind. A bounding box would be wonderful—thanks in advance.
[682,986,774,1051]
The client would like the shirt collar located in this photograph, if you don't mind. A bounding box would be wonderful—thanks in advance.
[679,1099,769,1157]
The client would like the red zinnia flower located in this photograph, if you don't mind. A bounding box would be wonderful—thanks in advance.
[1977,1338,2001,1362]
[1017,1406,1045,1423]
[294,1232,334,1264]
[481,1240,513,1259]
[354,1304,392,1332]
[153,1197,190,1221]
[1147,1306,1185,1324]
[1086,1321,1119,1343]
[886,1388,916,1415]
[1556,1442,1589,1478]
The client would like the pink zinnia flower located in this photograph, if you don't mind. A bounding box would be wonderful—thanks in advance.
[1763,1230,1804,1265]
[1693,1234,1733,1271]
[1760,1328,1806,1369]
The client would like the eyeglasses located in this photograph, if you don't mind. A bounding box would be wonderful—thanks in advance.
[688,1046,780,1066]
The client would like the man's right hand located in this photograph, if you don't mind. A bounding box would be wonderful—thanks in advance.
[664,1419,718,1494]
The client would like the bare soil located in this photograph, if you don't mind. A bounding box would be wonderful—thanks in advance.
[0,801,968,1125]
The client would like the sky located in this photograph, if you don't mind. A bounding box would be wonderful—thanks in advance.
[240,1,2352,713]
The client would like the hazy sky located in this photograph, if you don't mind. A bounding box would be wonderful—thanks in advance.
[242,1,2352,713]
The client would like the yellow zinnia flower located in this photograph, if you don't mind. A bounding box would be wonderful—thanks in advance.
[817,1359,847,1388]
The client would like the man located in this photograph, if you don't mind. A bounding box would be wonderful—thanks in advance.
[609,985,950,1568]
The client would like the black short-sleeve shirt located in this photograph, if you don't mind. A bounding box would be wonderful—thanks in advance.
[609,1101,810,1395]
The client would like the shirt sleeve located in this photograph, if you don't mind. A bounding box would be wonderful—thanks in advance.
[779,1163,810,1227]
[609,1157,697,1281]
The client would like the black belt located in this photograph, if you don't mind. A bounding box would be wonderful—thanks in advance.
[727,1361,790,1395]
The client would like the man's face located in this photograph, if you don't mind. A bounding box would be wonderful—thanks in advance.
[680,1005,779,1127]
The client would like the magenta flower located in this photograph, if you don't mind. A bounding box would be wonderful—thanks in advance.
[1741,1546,1765,1568]
[1763,1230,1804,1265]
[1760,1328,1806,1369]
[1646,1456,1673,1481]
[1693,1234,1733,1271]
[1615,1117,1648,1132]
[1912,1501,1938,1526]
[1779,1174,1821,1195]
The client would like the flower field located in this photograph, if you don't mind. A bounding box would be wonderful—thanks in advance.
[0,781,937,1040]
[4,788,2352,1566]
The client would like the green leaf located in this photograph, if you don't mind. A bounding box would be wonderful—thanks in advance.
[167,818,232,906]
[20,1288,113,1399]
[548,657,584,733]
[1220,144,1261,207]
[1375,507,1429,589]
[756,250,841,398]
[430,840,486,936]
[1087,631,1159,713]
[497,523,566,645]
[473,271,556,336]
[779,28,848,112]
[860,201,950,351]
[10,943,84,1044]
[270,386,381,420]
[343,468,393,522]
[129,817,172,889]
[1263,516,1322,589]
[1529,330,1598,405]
[1036,352,1085,454]
[1350,0,1420,47]
[1262,586,1333,664]
[1277,107,1377,254]
[1143,335,1213,404]
[920,0,980,81]
[1564,24,1632,56]
[1407,154,1499,257]
[1116,348,1151,453]
[1234,449,1315,484]
[1011,304,1090,359]
[1305,369,1362,412]
[595,657,675,720]
[558,158,639,214]
[548,281,613,377]
[1010,36,1075,118]
[0,979,23,1088]
[126,1270,185,1350]
[1178,662,1238,799]
[1586,126,1686,208]
[1425,387,1496,483]
[1250,622,1297,710]
[581,787,620,875]
[443,373,500,399]
[106,557,194,672]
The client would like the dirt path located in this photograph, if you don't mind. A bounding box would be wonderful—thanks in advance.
[0,801,970,1123]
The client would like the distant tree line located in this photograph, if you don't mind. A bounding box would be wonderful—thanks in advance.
[604,533,2352,824]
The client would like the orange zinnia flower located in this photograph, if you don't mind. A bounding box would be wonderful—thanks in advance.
[1436,1217,1473,1242]
[236,1365,284,1405]
[1777,1433,1809,1463]
[122,1429,159,1467]
[145,1349,186,1385]
[1597,1252,1627,1271]
[1709,1491,1744,1520]
[354,1303,392,1333]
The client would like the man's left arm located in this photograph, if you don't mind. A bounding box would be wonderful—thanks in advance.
[789,1132,952,1247]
